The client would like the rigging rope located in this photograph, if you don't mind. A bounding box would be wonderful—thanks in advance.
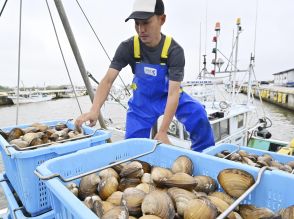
[0,0,8,17]
[16,0,23,125]
[75,0,131,96]
[45,0,83,115]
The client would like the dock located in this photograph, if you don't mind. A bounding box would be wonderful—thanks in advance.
[241,85,294,111]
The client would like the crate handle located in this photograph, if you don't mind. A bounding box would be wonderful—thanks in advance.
[11,128,102,151]
[216,166,269,219]
[12,206,24,219]
[3,145,13,156]
[35,140,162,182]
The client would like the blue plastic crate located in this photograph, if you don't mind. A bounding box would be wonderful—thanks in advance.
[0,173,54,219]
[203,144,294,172]
[36,138,294,219]
[0,119,111,216]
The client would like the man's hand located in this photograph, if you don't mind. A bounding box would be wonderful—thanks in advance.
[154,131,172,145]
[75,111,99,128]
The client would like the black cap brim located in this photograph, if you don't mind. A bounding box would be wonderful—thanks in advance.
[125,11,154,22]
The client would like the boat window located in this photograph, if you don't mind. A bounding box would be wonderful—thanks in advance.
[212,123,221,142]
[167,120,180,138]
[220,119,229,138]
[237,114,244,128]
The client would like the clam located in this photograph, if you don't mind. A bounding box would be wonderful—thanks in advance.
[55,122,68,131]
[22,127,38,134]
[134,160,152,173]
[279,165,292,173]
[207,196,236,219]
[66,182,79,197]
[271,160,284,169]
[239,204,277,219]
[136,183,156,194]
[167,187,197,216]
[99,168,120,181]
[8,128,24,141]
[101,205,129,219]
[229,153,242,162]
[139,216,161,219]
[78,173,101,200]
[31,123,49,132]
[84,195,101,210]
[158,173,196,190]
[120,161,144,179]
[141,190,175,219]
[141,173,152,184]
[278,205,294,219]
[93,200,115,218]
[209,191,237,210]
[122,187,146,217]
[242,157,257,167]
[216,153,226,158]
[129,216,137,219]
[98,176,119,200]
[183,198,217,219]
[217,168,255,198]
[286,161,294,169]
[150,167,173,186]
[22,132,44,145]
[9,139,29,148]
[192,191,208,198]
[118,178,141,192]
[171,155,193,175]
[111,162,127,175]
[106,191,123,206]
[193,175,217,194]
[238,150,249,157]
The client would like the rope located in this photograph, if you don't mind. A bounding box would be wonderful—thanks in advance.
[45,0,83,115]
[0,0,8,17]
[75,0,131,96]
[16,0,23,125]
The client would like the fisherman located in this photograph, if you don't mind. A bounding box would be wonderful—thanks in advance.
[75,0,215,151]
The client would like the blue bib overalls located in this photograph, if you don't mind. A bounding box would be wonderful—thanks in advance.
[125,36,215,152]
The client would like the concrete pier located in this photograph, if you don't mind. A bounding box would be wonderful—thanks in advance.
[241,85,294,111]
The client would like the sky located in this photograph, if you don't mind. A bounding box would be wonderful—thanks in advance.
[0,0,293,87]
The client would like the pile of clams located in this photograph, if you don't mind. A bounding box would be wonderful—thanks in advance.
[216,150,294,173]
[0,122,84,149]
[66,155,294,219]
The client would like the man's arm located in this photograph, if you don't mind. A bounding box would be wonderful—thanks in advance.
[75,68,119,127]
[154,80,181,144]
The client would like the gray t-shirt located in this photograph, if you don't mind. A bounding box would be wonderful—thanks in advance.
[110,34,185,82]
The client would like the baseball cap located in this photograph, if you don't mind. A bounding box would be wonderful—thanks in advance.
[125,0,165,22]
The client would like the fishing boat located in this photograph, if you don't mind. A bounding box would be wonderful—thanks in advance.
[8,91,54,104]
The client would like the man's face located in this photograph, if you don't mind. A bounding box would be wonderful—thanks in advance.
[134,15,166,47]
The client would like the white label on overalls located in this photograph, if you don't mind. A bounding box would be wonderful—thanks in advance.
[144,67,157,76]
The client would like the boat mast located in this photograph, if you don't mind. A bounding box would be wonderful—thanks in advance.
[232,18,242,104]
[53,0,107,130]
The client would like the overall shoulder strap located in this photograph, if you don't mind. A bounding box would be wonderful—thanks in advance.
[160,35,172,65]
[133,35,141,63]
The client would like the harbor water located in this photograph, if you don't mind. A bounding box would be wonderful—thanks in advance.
[0,95,294,209]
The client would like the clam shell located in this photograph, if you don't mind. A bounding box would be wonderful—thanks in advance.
[134,160,152,173]
[78,173,101,200]
[207,196,236,219]
[9,139,29,148]
[278,205,294,219]
[150,167,173,186]
[193,175,217,194]
[216,153,226,158]
[122,187,146,217]
[239,204,277,219]
[8,128,24,141]
[55,122,68,131]
[139,216,161,219]
[22,132,44,145]
[31,123,49,132]
[93,200,115,218]
[66,182,79,197]
[183,198,217,219]
[98,176,119,200]
[171,155,193,175]
[111,162,127,175]
[118,178,141,192]
[209,191,237,210]
[158,173,196,190]
[120,161,144,178]
[141,173,152,184]
[217,168,255,198]
[167,187,197,216]
[286,161,294,169]
[136,183,156,194]
[84,195,101,210]
[238,150,248,157]
[141,190,175,219]
[99,168,120,181]
[101,205,129,219]
[106,191,123,206]
[22,127,38,134]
